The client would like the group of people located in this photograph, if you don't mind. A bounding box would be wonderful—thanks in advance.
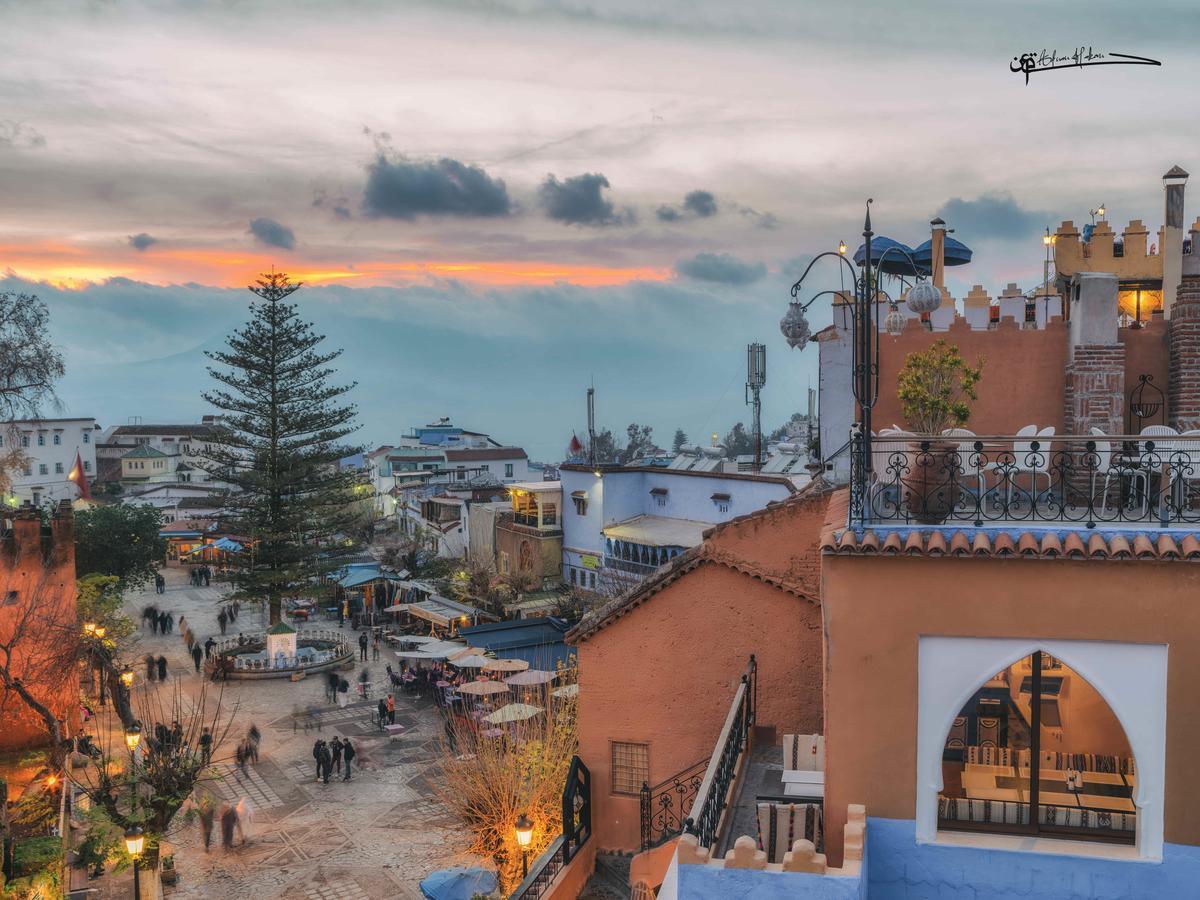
[357,630,382,662]
[233,724,261,774]
[189,565,213,587]
[311,736,356,783]
[217,601,240,636]
[193,796,254,852]
[141,605,175,635]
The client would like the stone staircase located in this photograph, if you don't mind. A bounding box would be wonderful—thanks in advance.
[579,851,632,899]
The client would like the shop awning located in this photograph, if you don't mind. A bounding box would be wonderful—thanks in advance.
[602,514,710,548]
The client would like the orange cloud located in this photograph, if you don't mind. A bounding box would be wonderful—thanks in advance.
[0,240,670,289]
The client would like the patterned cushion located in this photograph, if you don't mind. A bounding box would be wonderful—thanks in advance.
[756,802,823,863]
[783,734,826,772]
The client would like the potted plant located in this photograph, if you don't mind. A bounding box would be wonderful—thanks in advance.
[160,853,177,885]
[896,339,984,523]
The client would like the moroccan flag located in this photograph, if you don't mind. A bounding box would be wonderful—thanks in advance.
[568,433,584,456]
[68,451,91,500]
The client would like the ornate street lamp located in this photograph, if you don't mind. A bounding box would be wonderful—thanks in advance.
[119,665,135,689]
[514,813,534,879]
[884,303,906,337]
[124,722,142,752]
[784,200,927,527]
[123,826,144,900]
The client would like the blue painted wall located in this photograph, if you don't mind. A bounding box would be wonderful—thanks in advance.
[677,864,864,899]
[867,818,1200,900]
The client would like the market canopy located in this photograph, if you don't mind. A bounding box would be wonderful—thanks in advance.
[602,514,709,549]
[395,640,467,660]
[483,703,543,724]
[505,669,557,686]
[552,684,579,699]
[457,680,510,696]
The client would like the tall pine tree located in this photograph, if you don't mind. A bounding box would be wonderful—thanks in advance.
[202,272,362,624]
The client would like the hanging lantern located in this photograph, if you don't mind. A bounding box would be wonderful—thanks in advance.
[779,300,811,349]
[884,304,906,336]
[904,280,942,314]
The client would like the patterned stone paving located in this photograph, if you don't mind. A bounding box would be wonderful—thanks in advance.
[91,568,479,900]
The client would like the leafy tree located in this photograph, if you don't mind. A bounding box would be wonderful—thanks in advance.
[587,428,619,464]
[897,339,984,434]
[672,428,688,452]
[76,574,135,646]
[201,272,362,624]
[767,412,806,444]
[73,504,166,590]
[619,423,654,464]
[722,422,755,458]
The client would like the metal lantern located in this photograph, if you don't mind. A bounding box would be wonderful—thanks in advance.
[884,305,906,336]
[904,280,941,314]
[779,300,811,349]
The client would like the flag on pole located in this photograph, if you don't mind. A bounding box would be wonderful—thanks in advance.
[68,451,91,500]
[568,433,584,457]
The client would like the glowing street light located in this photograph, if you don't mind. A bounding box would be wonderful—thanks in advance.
[514,813,534,879]
[119,666,135,689]
[124,723,142,752]
[124,826,145,899]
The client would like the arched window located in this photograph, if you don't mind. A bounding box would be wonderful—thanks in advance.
[937,650,1136,844]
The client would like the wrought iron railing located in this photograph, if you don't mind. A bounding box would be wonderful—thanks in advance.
[864,434,1200,528]
[604,556,660,576]
[639,759,708,850]
[683,656,757,850]
[510,756,591,900]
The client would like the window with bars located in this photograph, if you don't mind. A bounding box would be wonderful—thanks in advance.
[611,741,649,795]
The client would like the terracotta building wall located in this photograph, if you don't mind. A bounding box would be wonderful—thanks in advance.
[574,565,823,851]
[0,503,79,750]
[1121,314,1170,430]
[819,553,1200,864]
[871,316,1070,435]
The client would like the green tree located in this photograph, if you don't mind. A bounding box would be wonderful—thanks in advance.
[201,272,362,624]
[73,505,166,590]
[897,339,984,434]
[619,423,654,464]
[672,428,688,452]
[722,422,755,458]
[587,428,619,464]
[76,574,134,645]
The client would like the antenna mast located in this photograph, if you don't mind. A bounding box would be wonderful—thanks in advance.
[746,343,766,472]
[586,385,596,466]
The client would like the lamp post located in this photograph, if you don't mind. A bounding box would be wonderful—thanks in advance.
[782,200,933,529]
[124,722,142,753]
[1090,204,1106,226]
[123,826,144,900]
[514,813,533,879]
[119,665,135,690]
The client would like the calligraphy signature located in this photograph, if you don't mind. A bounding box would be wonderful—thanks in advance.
[1011,48,1161,85]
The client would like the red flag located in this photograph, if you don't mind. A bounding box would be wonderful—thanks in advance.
[68,451,91,500]
[568,433,584,456]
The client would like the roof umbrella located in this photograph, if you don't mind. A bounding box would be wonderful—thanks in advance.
[483,703,543,724]
[552,684,579,699]
[505,669,557,686]
[419,867,498,900]
[852,235,921,276]
[458,680,510,696]
[482,658,529,674]
[912,235,973,271]
[449,654,492,669]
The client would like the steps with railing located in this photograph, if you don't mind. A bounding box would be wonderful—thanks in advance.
[639,759,708,850]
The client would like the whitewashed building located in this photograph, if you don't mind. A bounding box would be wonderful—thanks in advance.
[5,417,100,507]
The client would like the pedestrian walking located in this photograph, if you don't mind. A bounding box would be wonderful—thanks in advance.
[149,612,159,635]
[377,697,388,731]
[220,803,238,850]
[199,727,212,765]
[218,609,228,636]
[198,798,216,852]
[312,739,324,781]
[171,719,183,747]
[204,637,216,660]
[235,741,246,775]
[336,677,349,708]
[203,566,211,587]
[155,573,165,594]
[319,743,332,785]
[247,723,261,762]
[235,797,254,844]
[156,655,168,681]
[330,736,343,775]
[342,738,355,781]
[145,654,157,682]
[165,612,174,633]
[372,635,380,660]
[232,599,240,620]
[326,670,339,704]
[191,643,203,673]
[387,693,396,725]
[358,632,368,662]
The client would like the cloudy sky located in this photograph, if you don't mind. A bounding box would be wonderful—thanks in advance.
[1,0,1196,458]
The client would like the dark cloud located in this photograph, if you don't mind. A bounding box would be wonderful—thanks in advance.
[735,205,779,230]
[675,252,766,285]
[538,173,632,226]
[655,205,682,222]
[362,154,511,219]
[936,191,1050,241]
[682,190,718,218]
[127,233,158,251]
[314,189,353,220]
[0,120,46,150]
[248,217,296,250]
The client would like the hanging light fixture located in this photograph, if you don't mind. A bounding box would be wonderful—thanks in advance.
[779,300,811,349]
[884,303,906,336]
[904,280,942,314]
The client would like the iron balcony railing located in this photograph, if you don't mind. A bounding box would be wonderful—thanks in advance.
[639,759,708,850]
[863,434,1200,528]
[683,656,757,850]
[603,556,660,576]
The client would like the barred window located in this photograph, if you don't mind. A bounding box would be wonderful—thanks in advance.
[611,741,649,795]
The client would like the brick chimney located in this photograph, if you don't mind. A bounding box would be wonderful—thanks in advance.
[1162,165,1188,317]
[49,500,75,568]
[1064,273,1125,435]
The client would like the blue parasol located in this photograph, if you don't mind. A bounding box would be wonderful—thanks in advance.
[852,236,921,276]
[912,235,973,270]
[420,867,498,900]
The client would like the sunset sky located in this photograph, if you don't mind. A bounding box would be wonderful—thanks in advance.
[2,0,1195,457]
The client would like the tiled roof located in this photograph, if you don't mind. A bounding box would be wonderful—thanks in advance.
[566,544,816,645]
[111,424,215,437]
[818,489,1200,561]
[122,444,170,459]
